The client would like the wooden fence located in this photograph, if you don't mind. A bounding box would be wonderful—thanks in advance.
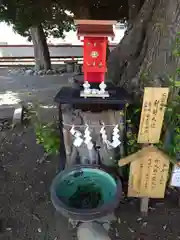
[0,44,116,66]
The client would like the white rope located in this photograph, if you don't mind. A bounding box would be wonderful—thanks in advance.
[68,123,122,149]
[62,122,122,128]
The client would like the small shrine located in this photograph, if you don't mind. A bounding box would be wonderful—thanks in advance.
[74,20,116,98]
[53,20,132,169]
[51,20,132,233]
[50,19,176,232]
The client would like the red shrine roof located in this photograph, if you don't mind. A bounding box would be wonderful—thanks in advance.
[74,20,116,37]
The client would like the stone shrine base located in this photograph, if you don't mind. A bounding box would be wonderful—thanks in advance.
[62,104,125,167]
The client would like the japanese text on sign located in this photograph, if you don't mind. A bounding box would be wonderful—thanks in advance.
[137,88,169,143]
[127,146,170,198]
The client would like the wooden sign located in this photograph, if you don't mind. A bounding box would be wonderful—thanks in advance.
[170,165,180,187]
[126,146,170,198]
[118,146,155,167]
[137,87,169,143]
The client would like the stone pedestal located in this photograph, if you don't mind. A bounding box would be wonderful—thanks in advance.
[77,222,111,240]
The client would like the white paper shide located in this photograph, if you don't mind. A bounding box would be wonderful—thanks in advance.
[100,124,121,149]
[84,125,93,150]
[70,125,83,147]
[70,124,94,149]
[70,124,121,150]
[111,125,121,148]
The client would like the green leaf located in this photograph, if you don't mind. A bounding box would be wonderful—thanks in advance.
[175,81,180,87]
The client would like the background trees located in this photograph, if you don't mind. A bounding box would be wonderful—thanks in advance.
[60,0,180,94]
[0,0,179,94]
[0,0,74,70]
[0,0,131,70]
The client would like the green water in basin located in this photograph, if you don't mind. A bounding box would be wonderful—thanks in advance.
[55,168,117,209]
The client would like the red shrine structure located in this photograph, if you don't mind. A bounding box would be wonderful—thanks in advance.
[74,20,116,83]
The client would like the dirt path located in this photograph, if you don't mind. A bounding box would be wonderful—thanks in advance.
[0,127,73,240]
[1,127,180,240]
[0,70,73,106]
[115,194,180,240]
[0,69,180,239]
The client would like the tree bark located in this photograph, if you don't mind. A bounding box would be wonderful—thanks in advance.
[128,0,142,23]
[107,0,180,95]
[30,24,51,71]
[74,5,90,18]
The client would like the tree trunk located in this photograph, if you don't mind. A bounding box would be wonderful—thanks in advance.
[30,24,51,71]
[107,0,180,95]
[74,5,90,18]
[128,0,142,25]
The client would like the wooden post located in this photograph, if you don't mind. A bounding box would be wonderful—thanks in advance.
[63,128,72,156]
[140,197,149,216]
[140,144,150,216]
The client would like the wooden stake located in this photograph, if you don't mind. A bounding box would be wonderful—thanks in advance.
[178,189,180,207]
[140,197,149,216]
[140,144,150,216]
[63,128,72,155]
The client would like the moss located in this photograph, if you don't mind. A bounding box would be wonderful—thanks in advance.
[68,183,103,209]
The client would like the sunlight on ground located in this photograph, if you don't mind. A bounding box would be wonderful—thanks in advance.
[40,104,57,109]
[0,91,21,105]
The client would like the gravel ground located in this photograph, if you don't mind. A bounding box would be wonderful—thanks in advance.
[0,69,73,106]
[1,126,180,240]
[0,70,75,240]
[0,126,73,240]
[1,68,180,240]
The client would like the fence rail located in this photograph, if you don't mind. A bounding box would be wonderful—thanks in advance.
[0,57,83,66]
[0,44,116,66]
